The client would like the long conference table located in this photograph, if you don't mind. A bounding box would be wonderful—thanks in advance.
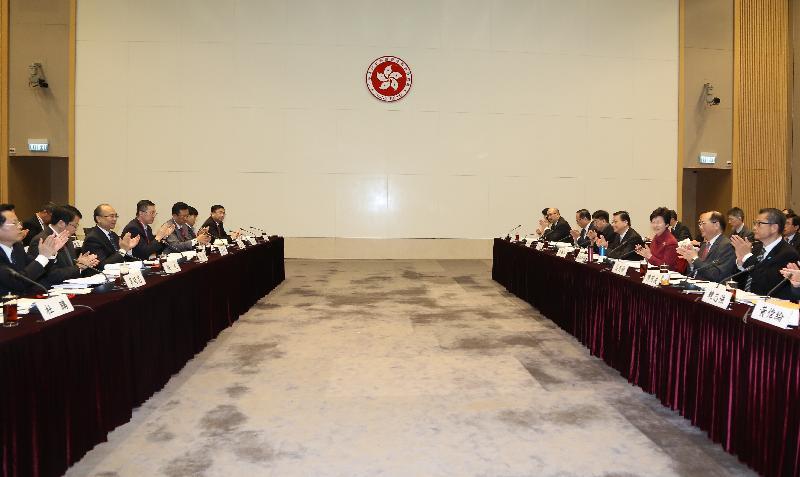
[0,238,285,477]
[493,238,800,477]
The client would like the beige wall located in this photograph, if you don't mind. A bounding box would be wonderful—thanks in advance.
[683,0,733,170]
[74,0,678,258]
[8,0,69,158]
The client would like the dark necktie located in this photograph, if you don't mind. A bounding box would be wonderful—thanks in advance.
[108,230,120,249]
[744,251,765,292]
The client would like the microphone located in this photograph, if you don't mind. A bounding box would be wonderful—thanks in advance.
[160,240,190,262]
[72,259,116,293]
[766,276,790,297]
[720,263,759,284]
[505,224,522,241]
[3,266,49,295]
[605,236,634,257]
[690,259,720,278]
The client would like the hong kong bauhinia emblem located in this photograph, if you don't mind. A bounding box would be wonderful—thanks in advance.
[366,56,412,102]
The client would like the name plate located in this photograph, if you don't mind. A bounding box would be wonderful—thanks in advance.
[218,245,229,256]
[236,238,246,249]
[163,260,181,274]
[751,300,800,329]
[123,269,146,289]
[575,251,588,263]
[556,248,569,258]
[642,270,661,287]
[701,285,732,309]
[535,242,545,251]
[38,295,74,321]
[197,250,208,263]
[611,261,629,276]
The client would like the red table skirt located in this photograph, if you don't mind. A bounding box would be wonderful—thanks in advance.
[492,238,800,477]
[0,238,285,477]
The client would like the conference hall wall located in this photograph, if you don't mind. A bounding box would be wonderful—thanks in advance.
[75,0,678,258]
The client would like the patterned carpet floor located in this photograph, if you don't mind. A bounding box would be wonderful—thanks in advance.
[65,259,755,477]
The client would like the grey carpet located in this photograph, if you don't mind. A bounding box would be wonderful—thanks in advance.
[65,259,755,477]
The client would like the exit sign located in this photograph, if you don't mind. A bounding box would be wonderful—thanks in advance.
[699,152,717,164]
[27,138,48,152]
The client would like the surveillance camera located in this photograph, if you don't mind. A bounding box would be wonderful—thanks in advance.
[37,78,48,88]
[710,97,720,106]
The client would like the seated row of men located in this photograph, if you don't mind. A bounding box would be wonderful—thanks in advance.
[534,206,800,301]
[0,200,241,295]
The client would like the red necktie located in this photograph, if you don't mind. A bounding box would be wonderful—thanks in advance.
[699,242,710,259]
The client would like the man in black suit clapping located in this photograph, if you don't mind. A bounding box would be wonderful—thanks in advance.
[538,208,572,243]
[731,208,800,299]
[82,204,141,268]
[595,210,644,259]
[0,203,69,295]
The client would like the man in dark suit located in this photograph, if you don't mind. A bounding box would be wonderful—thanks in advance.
[165,202,211,252]
[27,206,100,286]
[201,204,240,242]
[587,209,615,246]
[595,210,644,259]
[21,202,54,247]
[0,203,69,295]
[728,207,754,242]
[784,213,800,251]
[731,208,800,299]
[570,209,593,248]
[676,211,736,282]
[668,209,692,242]
[82,203,141,268]
[121,200,175,260]
[539,208,572,242]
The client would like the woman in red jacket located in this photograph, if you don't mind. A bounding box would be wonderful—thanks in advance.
[635,206,686,272]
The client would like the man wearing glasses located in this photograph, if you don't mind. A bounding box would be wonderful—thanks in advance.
[121,200,175,260]
[165,202,211,252]
[83,203,142,268]
[0,203,70,295]
[676,211,736,282]
[26,206,100,287]
[731,207,800,299]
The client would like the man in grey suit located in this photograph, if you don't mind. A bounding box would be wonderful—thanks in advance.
[677,211,737,282]
[164,202,211,252]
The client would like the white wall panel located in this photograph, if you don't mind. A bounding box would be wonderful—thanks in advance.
[75,0,678,248]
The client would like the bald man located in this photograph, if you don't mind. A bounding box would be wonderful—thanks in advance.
[541,208,572,243]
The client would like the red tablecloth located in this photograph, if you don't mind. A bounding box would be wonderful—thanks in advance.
[0,238,285,477]
[492,238,800,477]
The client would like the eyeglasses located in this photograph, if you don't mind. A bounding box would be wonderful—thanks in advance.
[1,221,21,229]
[100,214,119,219]
[753,220,776,227]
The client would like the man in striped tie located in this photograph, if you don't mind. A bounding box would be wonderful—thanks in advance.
[731,208,800,298]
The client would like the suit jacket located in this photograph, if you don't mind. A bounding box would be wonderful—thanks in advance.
[574,224,593,248]
[739,239,800,299]
[688,234,737,283]
[731,224,755,242]
[165,220,196,252]
[607,227,644,260]
[541,217,572,243]
[82,226,127,268]
[121,219,165,260]
[202,217,231,241]
[785,234,800,251]
[21,214,45,247]
[0,242,47,295]
[27,227,84,286]
[671,222,692,242]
